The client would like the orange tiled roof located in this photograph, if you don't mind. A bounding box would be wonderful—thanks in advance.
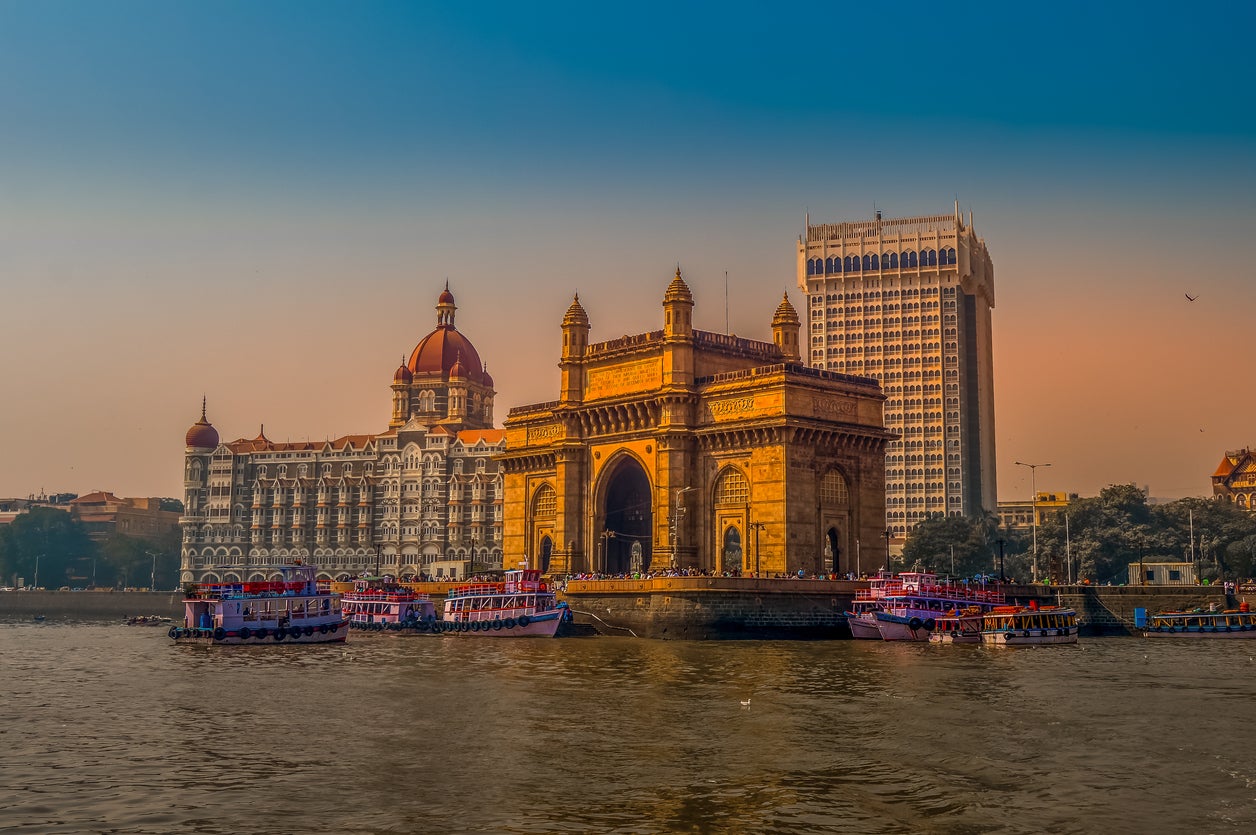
[1213,454,1242,479]
[71,491,122,505]
[457,429,506,444]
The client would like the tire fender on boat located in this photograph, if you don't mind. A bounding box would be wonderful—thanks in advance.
[505,617,516,629]
[240,627,252,640]
[492,619,503,631]
[168,627,180,640]
[923,618,936,631]
[907,617,922,631]
[518,615,531,627]
[319,624,328,635]
[213,627,226,641]
[274,628,286,641]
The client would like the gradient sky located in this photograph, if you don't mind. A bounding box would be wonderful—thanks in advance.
[2,1,1254,504]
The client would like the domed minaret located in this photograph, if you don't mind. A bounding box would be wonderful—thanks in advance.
[181,398,219,580]
[559,293,590,405]
[662,267,695,387]
[771,291,801,363]
[389,356,413,428]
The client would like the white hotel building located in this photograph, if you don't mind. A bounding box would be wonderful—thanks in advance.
[797,209,997,538]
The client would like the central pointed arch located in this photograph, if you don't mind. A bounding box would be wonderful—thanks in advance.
[597,454,654,575]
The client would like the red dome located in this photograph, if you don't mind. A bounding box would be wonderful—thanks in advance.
[185,405,219,449]
[438,287,455,305]
[407,326,487,385]
[393,363,413,384]
[481,364,494,388]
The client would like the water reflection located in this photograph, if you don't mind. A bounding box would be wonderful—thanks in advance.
[1,626,1254,833]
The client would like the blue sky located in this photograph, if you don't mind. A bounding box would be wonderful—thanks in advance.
[1,1,1254,501]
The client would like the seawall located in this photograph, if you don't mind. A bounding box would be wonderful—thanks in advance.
[0,591,184,622]
[559,579,1233,639]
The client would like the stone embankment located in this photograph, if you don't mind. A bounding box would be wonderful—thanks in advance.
[0,590,184,621]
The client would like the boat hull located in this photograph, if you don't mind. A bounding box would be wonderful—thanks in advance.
[981,626,1078,646]
[435,609,564,637]
[168,620,349,645]
[874,611,934,642]
[845,612,882,640]
[1142,626,1256,638]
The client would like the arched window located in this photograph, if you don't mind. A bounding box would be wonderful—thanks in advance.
[870,253,879,270]
[928,249,938,266]
[889,252,898,268]
[909,251,918,268]
[723,526,743,570]
[946,247,956,264]
[532,484,557,518]
[820,470,849,506]
[714,467,749,505]
[862,254,872,271]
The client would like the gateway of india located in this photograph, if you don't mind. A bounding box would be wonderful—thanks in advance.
[500,269,895,577]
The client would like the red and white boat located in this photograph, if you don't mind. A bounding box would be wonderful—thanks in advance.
[342,575,437,632]
[436,569,570,637]
[845,570,902,639]
[170,562,347,645]
[855,572,1005,642]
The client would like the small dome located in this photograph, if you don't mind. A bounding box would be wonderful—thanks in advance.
[393,360,413,384]
[481,363,494,388]
[772,291,800,325]
[438,286,455,305]
[450,352,468,379]
[185,400,219,449]
[663,267,693,304]
[562,293,589,328]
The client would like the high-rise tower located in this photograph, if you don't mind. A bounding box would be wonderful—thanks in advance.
[797,209,996,537]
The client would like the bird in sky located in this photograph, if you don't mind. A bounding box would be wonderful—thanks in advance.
[1185,293,1198,301]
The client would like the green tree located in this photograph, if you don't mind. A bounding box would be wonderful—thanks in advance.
[0,508,97,588]
[902,513,1021,579]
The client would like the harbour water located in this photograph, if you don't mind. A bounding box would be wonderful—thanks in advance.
[2,622,1254,834]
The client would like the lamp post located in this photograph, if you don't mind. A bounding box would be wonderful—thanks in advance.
[598,530,616,575]
[147,551,158,591]
[882,528,893,573]
[671,486,697,570]
[748,522,766,576]
[34,552,41,590]
[996,538,1006,582]
[1015,461,1051,583]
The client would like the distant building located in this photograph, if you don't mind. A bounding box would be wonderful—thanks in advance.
[997,492,1077,531]
[499,270,895,577]
[1212,448,1256,511]
[180,286,505,584]
[1128,561,1197,586]
[69,491,181,543]
[797,208,997,540]
[0,492,77,526]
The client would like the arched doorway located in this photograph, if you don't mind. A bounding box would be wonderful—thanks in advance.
[601,458,653,575]
[723,526,742,572]
[540,535,553,575]
[826,527,841,575]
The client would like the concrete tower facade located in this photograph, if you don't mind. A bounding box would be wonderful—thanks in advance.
[796,209,996,537]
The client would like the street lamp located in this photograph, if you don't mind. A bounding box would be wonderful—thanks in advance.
[34,553,41,590]
[147,551,159,591]
[1015,461,1052,583]
[748,522,766,576]
[882,528,893,573]
[671,487,697,570]
[996,538,1006,581]
[598,530,616,575]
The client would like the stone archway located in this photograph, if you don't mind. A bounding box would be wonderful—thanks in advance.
[600,457,653,575]
[826,527,841,575]
[540,535,553,575]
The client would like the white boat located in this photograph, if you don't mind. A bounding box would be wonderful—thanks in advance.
[873,572,1005,642]
[170,563,347,645]
[342,576,437,632]
[980,604,1078,646]
[436,569,570,637]
[1136,606,1256,638]
[844,570,905,639]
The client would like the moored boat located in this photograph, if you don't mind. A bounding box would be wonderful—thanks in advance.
[1135,605,1256,638]
[342,575,437,632]
[872,572,1005,642]
[928,607,985,644]
[437,569,570,637]
[980,604,1078,646]
[170,562,347,645]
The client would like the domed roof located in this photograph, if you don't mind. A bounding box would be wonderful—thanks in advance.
[185,399,219,449]
[438,283,455,305]
[481,363,494,388]
[449,352,468,379]
[772,291,800,325]
[393,358,413,384]
[562,293,590,328]
[663,267,693,304]
[406,285,489,386]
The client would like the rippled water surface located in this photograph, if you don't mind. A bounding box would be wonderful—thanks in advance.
[2,622,1255,834]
